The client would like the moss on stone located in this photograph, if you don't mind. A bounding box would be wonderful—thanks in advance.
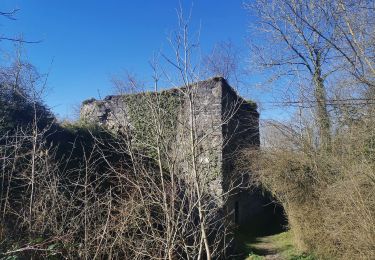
[82,98,97,105]
[245,99,258,110]
[121,90,183,160]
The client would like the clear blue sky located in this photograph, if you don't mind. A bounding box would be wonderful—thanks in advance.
[1,0,287,120]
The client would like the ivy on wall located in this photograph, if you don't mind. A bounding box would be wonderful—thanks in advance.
[121,89,183,160]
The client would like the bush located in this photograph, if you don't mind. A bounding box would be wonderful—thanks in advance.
[247,119,375,259]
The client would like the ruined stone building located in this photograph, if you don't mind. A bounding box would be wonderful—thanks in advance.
[80,77,263,225]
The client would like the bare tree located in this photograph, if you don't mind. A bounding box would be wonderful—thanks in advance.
[78,7,254,259]
[0,4,256,260]
[245,1,375,259]
[246,0,337,150]
[289,0,375,89]
[203,40,244,88]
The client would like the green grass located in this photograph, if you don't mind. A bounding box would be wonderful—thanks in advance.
[236,228,316,260]
[265,231,315,260]
[234,204,316,259]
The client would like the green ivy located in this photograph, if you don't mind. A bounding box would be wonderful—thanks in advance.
[122,90,183,160]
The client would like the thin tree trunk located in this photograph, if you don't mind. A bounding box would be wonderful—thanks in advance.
[313,64,331,150]
[188,94,211,260]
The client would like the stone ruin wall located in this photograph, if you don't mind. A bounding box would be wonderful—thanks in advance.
[80,77,260,222]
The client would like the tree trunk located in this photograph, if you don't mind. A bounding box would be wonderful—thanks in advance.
[313,64,331,150]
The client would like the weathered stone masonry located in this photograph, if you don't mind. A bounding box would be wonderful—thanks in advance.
[80,77,261,224]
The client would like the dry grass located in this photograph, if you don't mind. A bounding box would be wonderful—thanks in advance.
[246,119,375,259]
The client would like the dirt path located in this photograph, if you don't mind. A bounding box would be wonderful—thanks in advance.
[243,231,312,260]
[248,235,284,259]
